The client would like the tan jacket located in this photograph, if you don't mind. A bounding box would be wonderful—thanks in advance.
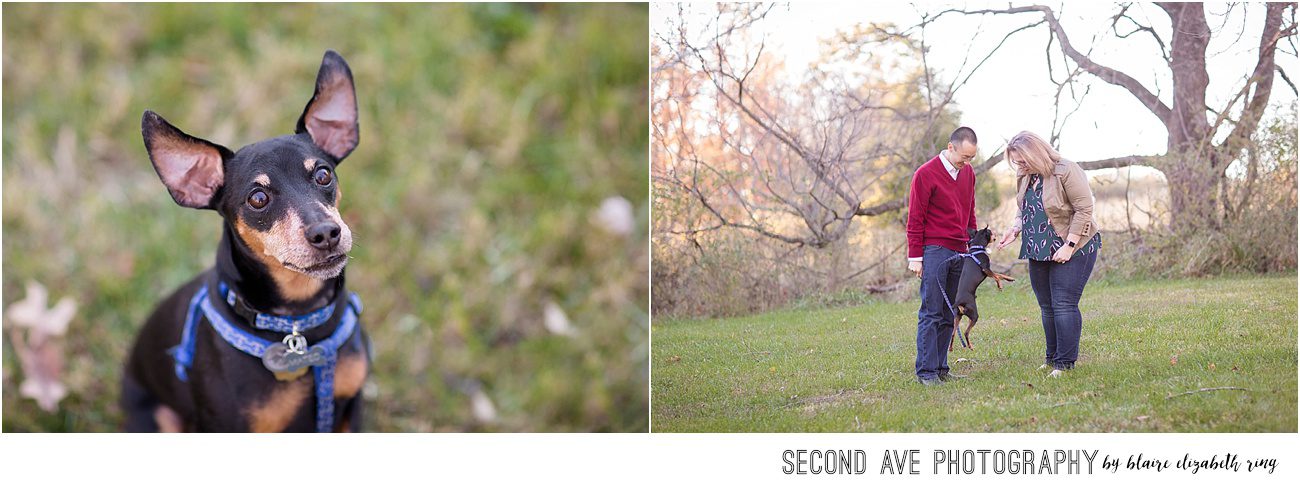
[1012,159,1098,246]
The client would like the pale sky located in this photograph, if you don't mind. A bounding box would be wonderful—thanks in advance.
[655,2,1298,171]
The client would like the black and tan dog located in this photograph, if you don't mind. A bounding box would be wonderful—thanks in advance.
[121,51,368,432]
[950,227,1015,351]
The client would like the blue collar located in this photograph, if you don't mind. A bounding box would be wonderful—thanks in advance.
[170,283,363,432]
[218,281,335,334]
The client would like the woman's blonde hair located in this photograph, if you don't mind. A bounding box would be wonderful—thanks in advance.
[1006,131,1060,176]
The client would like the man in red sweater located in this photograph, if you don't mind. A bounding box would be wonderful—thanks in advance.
[906,127,979,386]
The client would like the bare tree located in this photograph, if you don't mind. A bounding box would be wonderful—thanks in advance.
[914,2,1297,229]
[652,4,1008,249]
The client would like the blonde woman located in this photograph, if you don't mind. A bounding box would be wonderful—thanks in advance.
[996,131,1101,378]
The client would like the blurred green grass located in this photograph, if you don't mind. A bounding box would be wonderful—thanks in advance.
[2,3,648,432]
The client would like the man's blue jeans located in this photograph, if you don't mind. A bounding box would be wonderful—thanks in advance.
[916,245,962,380]
[1027,249,1098,370]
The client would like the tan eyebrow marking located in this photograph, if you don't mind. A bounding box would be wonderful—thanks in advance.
[254,174,270,186]
[304,158,317,172]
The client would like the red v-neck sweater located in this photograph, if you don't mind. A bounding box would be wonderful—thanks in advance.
[906,155,977,259]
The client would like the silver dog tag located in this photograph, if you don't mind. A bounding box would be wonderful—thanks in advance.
[263,343,328,373]
[283,332,308,354]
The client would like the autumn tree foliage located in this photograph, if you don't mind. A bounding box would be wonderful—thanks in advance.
[652,5,978,315]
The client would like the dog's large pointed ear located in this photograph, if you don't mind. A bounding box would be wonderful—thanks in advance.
[296,50,359,162]
[142,110,231,209]
[968,228,977,239]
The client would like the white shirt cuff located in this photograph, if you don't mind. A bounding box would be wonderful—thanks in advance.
[907,257,923,263]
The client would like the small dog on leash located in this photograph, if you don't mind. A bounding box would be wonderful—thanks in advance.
[121,50,369,432]
[950,227,1015,351]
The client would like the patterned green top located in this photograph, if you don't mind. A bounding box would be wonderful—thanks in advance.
[1019,175,1101,261]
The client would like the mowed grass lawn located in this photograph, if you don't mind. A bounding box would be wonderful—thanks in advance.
[652,275,1297,432]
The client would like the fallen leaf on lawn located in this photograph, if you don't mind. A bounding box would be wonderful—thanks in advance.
[470,388,497,424]
[1136,416,1149,421]
[769,366,776,372]
[1170,354,1179,365]
[1209,362,1216,371]
[5,281,77,337]
[543,300,576,337]
[5,281,77,412]
[20,375,67,413]
[1231,365,1240,372]
[593,196,636,236]
[667,355,681,363]
[1022,382,1034,389]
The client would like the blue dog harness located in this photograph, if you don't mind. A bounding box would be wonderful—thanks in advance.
[935,245,986,349]
[170,282,363,432]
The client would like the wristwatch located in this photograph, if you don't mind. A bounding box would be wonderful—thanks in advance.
[1067,241,1077,248]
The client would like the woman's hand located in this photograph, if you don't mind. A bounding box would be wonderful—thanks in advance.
[997,228,1020,250]
[1051,245,1074,263]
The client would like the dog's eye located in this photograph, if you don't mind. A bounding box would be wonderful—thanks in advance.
[247,190,269,209]
[313,167,333,186]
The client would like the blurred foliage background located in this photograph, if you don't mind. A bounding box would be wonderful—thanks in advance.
[2,3,648,432]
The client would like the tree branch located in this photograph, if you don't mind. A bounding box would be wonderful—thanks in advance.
[1110,3,1171,65]
[1278,66,1298,96]
[933,5,1172,122]
[1220,2,1290,153]
[1165,386,1250,399]
[1076,156,1157,170]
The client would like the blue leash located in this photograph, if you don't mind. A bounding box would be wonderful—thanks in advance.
[935,246,985,349]
[170,283,362,432]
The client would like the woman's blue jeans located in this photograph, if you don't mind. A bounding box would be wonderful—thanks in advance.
[1027,249,1098,370]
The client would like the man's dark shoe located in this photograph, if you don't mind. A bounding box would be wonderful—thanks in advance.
[938,372,966,382]
[917,376,942,386]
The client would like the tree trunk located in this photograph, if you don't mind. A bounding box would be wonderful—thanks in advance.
[1161,2,1217,230]
[1158,148,1218,231]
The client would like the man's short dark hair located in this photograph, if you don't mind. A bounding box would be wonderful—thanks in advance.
[950,127,977,146]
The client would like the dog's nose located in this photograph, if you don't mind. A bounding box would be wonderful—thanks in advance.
[305,221,341,250]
